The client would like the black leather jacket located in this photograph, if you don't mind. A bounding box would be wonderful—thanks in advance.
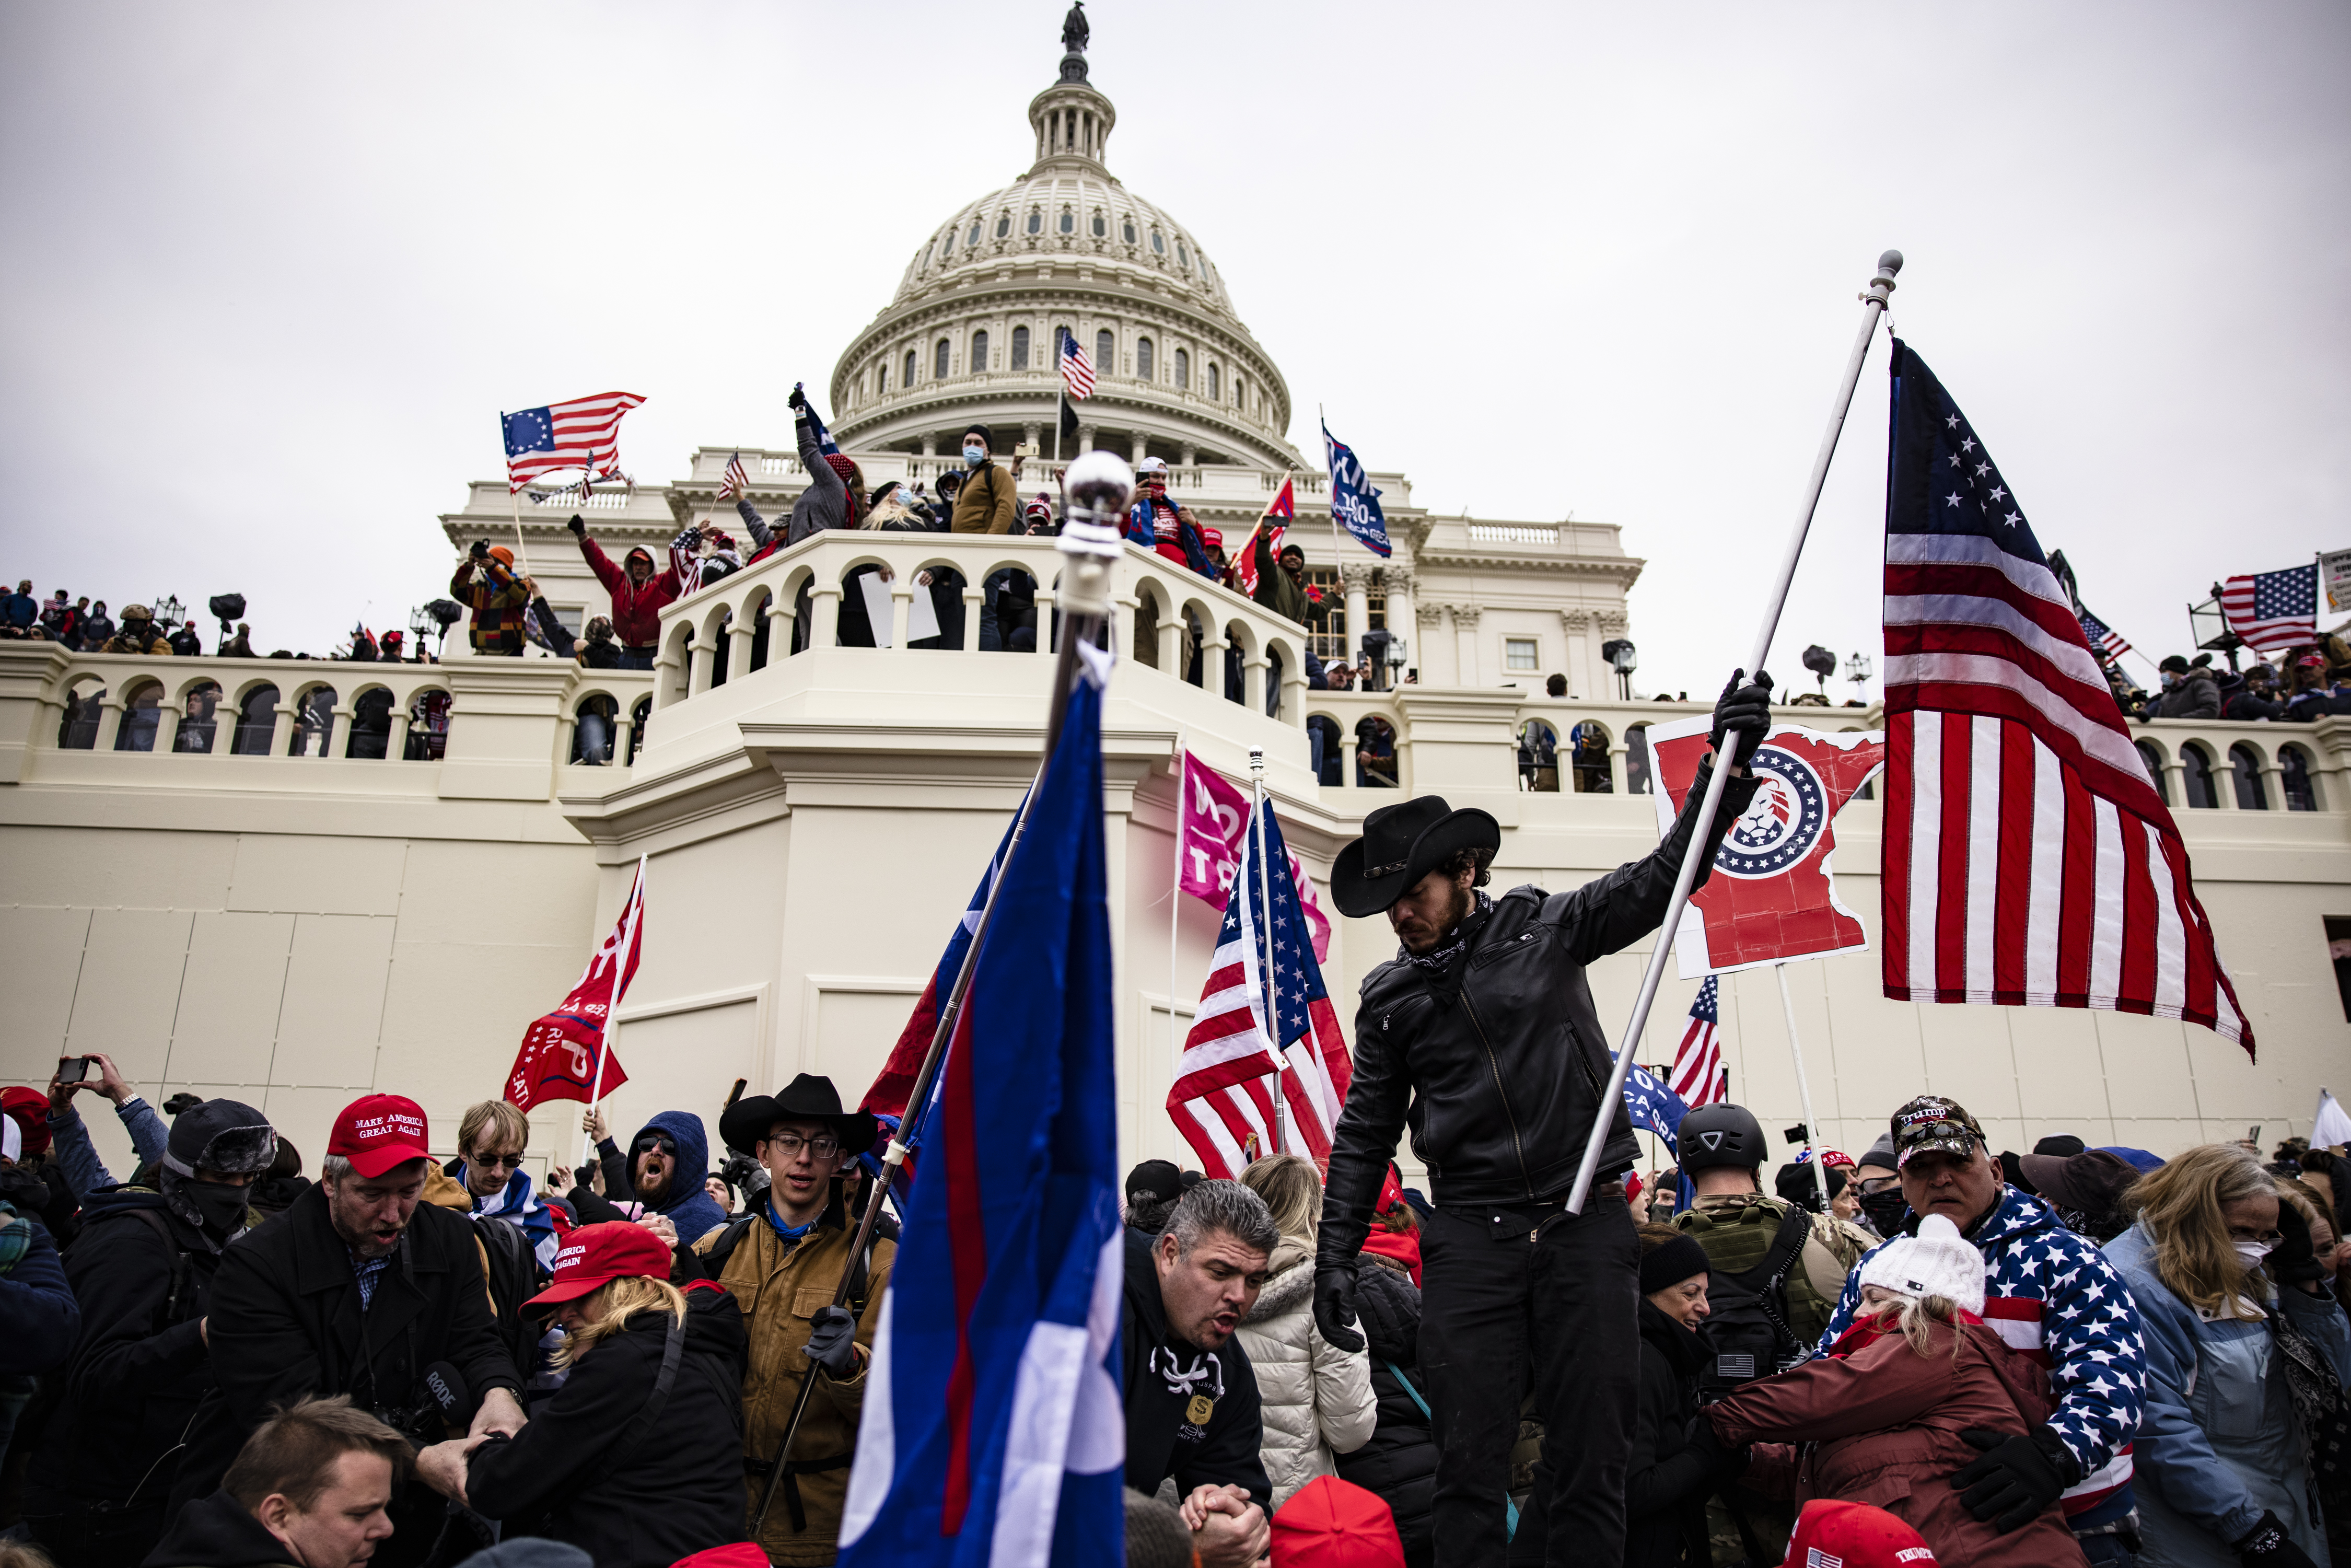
[1320,759,1759,1258]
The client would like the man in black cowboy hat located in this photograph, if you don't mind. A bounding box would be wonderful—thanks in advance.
[1312,672,1774,1566]
[695,1074,891,1564]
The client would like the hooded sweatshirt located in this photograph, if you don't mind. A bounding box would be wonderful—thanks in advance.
[632,1112,729,1245]
[578,535,681,649]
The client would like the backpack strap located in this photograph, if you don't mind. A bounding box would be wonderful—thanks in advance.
[127,1208,195,1322]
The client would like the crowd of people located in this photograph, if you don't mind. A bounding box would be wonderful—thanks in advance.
[2106,642,2351,727]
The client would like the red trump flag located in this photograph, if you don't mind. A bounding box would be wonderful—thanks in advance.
[506,859,644,1110]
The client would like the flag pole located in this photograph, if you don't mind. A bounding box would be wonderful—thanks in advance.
[1170,733,1186,1101]
[749,455,1133,1538]
[508,488,532,578]
[580,855,643,1168]
[1251,746,1285,1154]
[1774,962,1834,1216]
[1566,250,1901,1215]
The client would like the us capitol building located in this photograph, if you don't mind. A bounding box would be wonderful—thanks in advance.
[2,17,2341,1187]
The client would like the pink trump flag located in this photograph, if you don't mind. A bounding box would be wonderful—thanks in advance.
[1177,750,1331,961]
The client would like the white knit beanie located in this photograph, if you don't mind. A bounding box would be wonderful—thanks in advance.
[1856,1213,1986,1315]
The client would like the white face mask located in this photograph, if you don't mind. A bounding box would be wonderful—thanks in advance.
[2233,1237,2276,1271]
[962,445,986,467]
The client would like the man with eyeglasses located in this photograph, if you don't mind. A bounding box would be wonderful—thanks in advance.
[453,1100,564,1270]
[694,1074,892,1565]
[621,1110,729,1248]
[1810,1096,2148,1567]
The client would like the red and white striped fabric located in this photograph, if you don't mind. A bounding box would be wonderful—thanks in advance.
[1879,340,2251,1052]
[1669,975,1726,1106]
[1059,330,1095,401]
[501,391,646,492]
[715,451,749,502]
[1168,800,1351,1177]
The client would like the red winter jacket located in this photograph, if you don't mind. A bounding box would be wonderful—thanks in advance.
[579,535,679,649]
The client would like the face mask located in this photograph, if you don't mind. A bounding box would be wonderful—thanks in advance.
[2233,1237,2277,1271]
[962,445,986,467]
[185,1179,253,1236]
[1860,1186,1911,1236]
[895,487,914,507]
[1143,477,1167,498]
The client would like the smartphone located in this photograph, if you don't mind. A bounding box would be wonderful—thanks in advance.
[1014,441,1041,459]
[58,1055,92,1084]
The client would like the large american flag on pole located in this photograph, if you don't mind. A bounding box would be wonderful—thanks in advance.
[2218,563,2319,654]
[501,392,645,492]
[1669,975,1726,1106]
[1880,340,2251,1052]
[1168,799,1351,1177]
[1060,329,1095,400]
[715,451,750,502]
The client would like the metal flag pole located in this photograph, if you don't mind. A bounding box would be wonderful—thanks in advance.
[1169,733,1187,1083]
[1774,961,1834,1216]
[1566,249,1902,1215]
[579,855,645,1168]
[748,453,1135,1538]
[1250,746,1286,1154]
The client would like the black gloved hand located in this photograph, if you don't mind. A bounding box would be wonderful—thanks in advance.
[1686,1412,1748,1482]
[788,382,808,413]
[1709,669,1775,768]
[1951,1425,2075,1532]
[2236,1509,2320,1567]
[566,514,586,538]
[1313,1262,1364,1353]
[805,1304,860,1377]
[2272,1197,2322,1286]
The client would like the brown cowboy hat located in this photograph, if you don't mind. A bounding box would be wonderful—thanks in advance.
[1331,795,1502,919]
[719,1073,879,1160]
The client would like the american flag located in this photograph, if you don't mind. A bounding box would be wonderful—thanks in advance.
[1880,340,2250,1052]
[1059,329,1095,400]
[501,391,645,492]
[2219,563,2319,654]
[716,451,749,502]
[1231,477,1297,598]
[2077,605,2132,664]
[1669,975,1726,1106]
[1168,799,1351,1177]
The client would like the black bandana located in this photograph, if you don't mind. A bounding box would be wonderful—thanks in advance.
[1402,890,1494,985]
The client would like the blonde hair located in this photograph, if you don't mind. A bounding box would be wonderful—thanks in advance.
[1859,1290,1968,1357]
[459,1100,528,1159]
[1239,1153,1322,1246]
[2126,1143,2273,1322]
[552,1275,686,1368]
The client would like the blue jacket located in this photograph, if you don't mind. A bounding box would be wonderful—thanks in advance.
[1127,499,1216,578]
[1818,1186,2145,1527]
[634,1111,729,1245]
[0,1214,81,1376]
[2105,1222,2351,1565]
[46,1095,171,1203]
[0,591,37,630]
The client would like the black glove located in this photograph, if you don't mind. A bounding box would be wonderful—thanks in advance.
[566,513,586,538]
[2236,1510,2320,1567]
[1709,669,1775,768]
[1313,1262,1364,1353]
[805,1304,860,1377]
[787,382,808,412]
[2273,1197,2323,1286]
[1951,1425,2075,1532]
[1686,1412,1748,1482]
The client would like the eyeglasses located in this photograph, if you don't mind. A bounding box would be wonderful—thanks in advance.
[2227,1227,2284,1246]
[1857,1176,1902,1196]
[470,1151,527,1170]
[766,1133,843,1160]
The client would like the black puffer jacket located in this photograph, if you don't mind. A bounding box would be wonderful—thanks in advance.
[1333,1259,1434,1568]
[466,1284,750,1568]
[1626,1299,1715,1567]
[1322,759,1758,1244]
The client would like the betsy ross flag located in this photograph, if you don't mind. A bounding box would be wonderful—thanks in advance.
[1230,478,1297,598]
[1168,800,1353,1177]
[2219,563,2319,654]
[1669,975,1726,1106]
[1880,340,2250,1051]
[505,858,643,1111]
[837,661,1123,1568]
[716,452,750,502]
[502,392,645,492]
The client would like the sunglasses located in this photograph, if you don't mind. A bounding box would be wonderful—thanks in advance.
[632,1135,678,1158]
[470,1151,527,1171]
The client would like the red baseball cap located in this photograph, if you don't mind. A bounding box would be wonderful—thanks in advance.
[1,1088,52,1159]
[326,1094,432,1179]
[669,1547,767,1568]
[526,1221,674,1307]
[1270,1476,1405,1567]
[1784,1499,1938,1566]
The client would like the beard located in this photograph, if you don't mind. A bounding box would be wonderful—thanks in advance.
[634,1158,671,1203]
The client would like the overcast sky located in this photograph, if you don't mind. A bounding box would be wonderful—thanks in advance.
[4,1,2345,698]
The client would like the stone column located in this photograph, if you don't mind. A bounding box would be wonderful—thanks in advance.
[1452,603,1483,687]
[1033,586,1057,654]
[1130,433,1148,469]
[1178,445,1196,470]
[1202,629,1227,696]
[387,707,411,762]
[1279,658,1307,727]
[329,703,356,758]
[1158,612,1184,675]
[727,617,757,682]
[1597,610,1630,699]
[1415,602,1446,686]
[921,434,937,458]
[1077,422,1097,454]
[1342,563,1375,672]
[267,702,296,757]
[1558,609,1591,698]
[809,585,842,650]
[1023,422,1042,452]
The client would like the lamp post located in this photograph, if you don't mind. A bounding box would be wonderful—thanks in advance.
[1385,632,1408,690]
[154,593,185,628]
[1845,650,1873,704]
[1602,637,1638,701]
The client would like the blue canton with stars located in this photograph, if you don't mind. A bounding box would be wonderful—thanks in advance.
[1887,340,2047,567]
[2243,563,2318,622]
[1819,1184,2145,1489]
[502,405,557,459]
[1245,804,1329,1043]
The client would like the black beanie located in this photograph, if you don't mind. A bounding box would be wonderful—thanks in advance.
[962,423,994,448]
[1639,1233,1711,1295]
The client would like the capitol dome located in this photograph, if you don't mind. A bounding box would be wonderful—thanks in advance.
[830,14,1299,471]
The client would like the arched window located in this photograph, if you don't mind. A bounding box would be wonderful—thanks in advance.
[1173,349,1189,390]
[1058,210,1074,234]
[904,349,917,387]
[1091,213,1105,237]
[1026,210,1042,234]
[935,339,951,380]
[114,681,165,753]
[2181,743,2218,809]
[349,686,393,759]
[1517,719,1561,792]
[1122,219,1136,244]
[1625,724,1654,795]
[1207,363,1219,400]
[1096,329,1114,373]
[1308,715,1344,786]
[1137,338,1154,380]
[2282,744,2322,811]
[877,362,889,394]
[996,214,1010,238]
[59,681,102,748]
[289,686,336,756]
[629,696,651,765]
[232,685,279,754]
[2134,739,2170,804]
[966,220,981,247]
[971,329,989,372]
[1011,326,1031,369]
[1150,230,1165,254]
[2228,743,2269,809]
[1177,241,1191,269]
[176,681,222,752]
[1236,375,1248,410]
[940,230,953,257]
[405,689,450,761]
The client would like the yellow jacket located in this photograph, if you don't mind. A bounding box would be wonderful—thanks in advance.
[694,1205,895,1565]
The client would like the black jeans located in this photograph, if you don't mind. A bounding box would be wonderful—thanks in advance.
[1418,1183,1637,1568]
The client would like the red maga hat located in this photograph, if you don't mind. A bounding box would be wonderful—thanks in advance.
[1270,1476,1405,1567]
[326,1094,432,1179]
[1784,1499,1937,1566]
[526,1221,674,1307]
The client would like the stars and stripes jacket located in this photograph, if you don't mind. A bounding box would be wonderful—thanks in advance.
[1816,1185,2144,1526]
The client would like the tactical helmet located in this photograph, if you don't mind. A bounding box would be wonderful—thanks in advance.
[1678,1102,1768,1174]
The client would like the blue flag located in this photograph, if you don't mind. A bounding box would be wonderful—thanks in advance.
[1322,420,1391,557]
[837,668,1124,1568]
[796,382,843,457]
